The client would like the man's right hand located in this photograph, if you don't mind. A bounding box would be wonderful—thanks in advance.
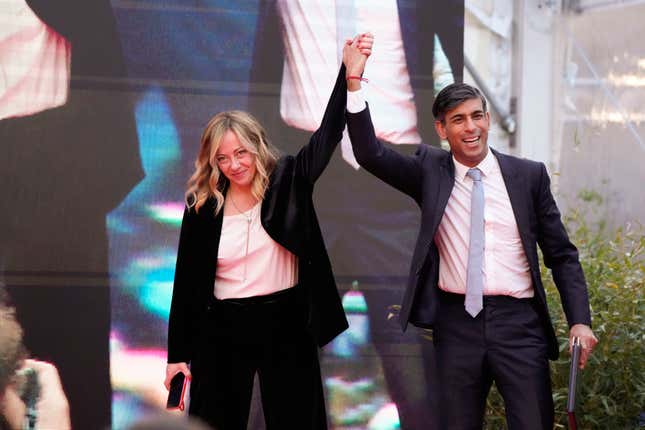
[164,362,191,390]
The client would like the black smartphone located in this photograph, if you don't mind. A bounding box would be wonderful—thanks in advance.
[166,372,189,411]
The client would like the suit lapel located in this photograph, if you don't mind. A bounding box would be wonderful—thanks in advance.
[494,149,532,253]
[204,198,224,267]
[432,153,455,232]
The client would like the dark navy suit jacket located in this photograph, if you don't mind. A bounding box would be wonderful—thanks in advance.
[347,106,592,360]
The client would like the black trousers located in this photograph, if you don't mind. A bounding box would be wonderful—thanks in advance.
[189,286,327,430]
[433,291,554,430]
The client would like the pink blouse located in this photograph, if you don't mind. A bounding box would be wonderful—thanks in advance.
[215,203,298,299]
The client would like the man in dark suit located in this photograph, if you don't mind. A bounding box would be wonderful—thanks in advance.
[344,47,598,428]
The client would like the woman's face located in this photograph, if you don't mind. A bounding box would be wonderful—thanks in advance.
[214,130,257,189]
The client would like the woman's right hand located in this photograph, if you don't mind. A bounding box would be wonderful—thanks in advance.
[164,362,191,390]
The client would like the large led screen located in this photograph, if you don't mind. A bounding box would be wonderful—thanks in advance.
[1,1,463,428]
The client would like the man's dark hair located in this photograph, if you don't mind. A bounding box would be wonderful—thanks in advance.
[432,83,487,123]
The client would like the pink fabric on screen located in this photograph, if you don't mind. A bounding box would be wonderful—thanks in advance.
[276,0,420,144]
[0,0,70,120]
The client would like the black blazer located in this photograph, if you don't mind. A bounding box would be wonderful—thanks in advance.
[347,106,592,360]
[167,67,349,364]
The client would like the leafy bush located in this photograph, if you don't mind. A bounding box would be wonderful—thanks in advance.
[485,193,645,429]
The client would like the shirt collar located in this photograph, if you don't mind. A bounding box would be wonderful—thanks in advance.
[452,146,496,180]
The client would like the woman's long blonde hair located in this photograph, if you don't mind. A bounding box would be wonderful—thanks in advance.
[186,110,280,214]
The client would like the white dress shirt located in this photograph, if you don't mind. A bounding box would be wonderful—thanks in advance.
[435,150,533,298]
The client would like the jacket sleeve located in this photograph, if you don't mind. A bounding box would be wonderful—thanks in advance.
[294,65,347,185]
[167,206,198,363]
[346,105,424,204]
[535,163,592,327]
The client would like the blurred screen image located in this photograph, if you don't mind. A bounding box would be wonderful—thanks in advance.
[1,1,463,428]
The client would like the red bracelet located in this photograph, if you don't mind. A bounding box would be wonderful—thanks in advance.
[346,75,369,83]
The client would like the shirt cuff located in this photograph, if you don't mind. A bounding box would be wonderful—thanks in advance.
[347,89,367,113]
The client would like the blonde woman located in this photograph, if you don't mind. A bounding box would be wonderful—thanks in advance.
[164,36,372,429]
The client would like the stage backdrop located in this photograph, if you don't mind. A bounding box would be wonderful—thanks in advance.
[1,1,463,428]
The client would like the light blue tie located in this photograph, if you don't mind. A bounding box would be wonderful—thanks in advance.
[465,168,484,317]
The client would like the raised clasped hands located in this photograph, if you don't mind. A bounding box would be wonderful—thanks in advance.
[343,32,374,90]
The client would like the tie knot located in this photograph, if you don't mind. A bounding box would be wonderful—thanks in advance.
[467,168,482,182]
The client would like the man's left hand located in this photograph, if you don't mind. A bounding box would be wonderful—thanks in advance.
[569,324,598,369]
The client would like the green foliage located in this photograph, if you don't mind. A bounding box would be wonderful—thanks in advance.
[484,196,645,429]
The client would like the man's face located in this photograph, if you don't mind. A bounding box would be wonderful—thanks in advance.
[434,98,490,167]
